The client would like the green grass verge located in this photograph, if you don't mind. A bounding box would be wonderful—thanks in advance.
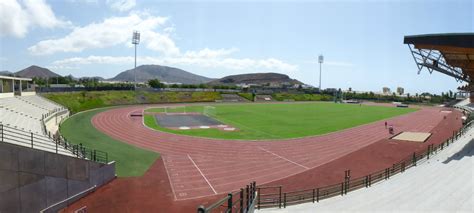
[60,108,159,177]
[144,102,417,140]
[271,93,333,101]
[238,93,254,101]
[43,91,222,114]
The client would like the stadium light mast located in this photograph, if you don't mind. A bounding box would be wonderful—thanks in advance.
[318,54,324,91]
[132,31,140,89]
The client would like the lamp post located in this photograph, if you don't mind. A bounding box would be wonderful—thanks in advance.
[132,31,140,90]
[318,54,324,91]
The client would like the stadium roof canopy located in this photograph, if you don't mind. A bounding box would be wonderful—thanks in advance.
[404,33,474,84]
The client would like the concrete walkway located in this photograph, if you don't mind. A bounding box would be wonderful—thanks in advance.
[260,126,474,213]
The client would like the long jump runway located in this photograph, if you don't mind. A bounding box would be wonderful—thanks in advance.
[92,105,448,200]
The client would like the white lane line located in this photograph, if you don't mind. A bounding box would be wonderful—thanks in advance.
[259,147,310,170]
[162,155,178,200]
[188,154,217,195]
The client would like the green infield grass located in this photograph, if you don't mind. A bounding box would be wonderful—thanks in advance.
[144,102,417,140]
[60,108,159,177]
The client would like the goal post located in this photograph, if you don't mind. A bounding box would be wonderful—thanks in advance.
[203,106,216,117]
[165,106,187,114]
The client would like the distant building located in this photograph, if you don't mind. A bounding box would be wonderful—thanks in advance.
[162,82,182,85]
[49,84,84,88]
[325,88,338,93]
[397,87,404,95]
[382,87,391,94]
[0,75,35,98]
[236,83,258,88]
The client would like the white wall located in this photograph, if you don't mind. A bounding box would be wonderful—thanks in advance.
[0,93,14,99]
[21,91,36,96]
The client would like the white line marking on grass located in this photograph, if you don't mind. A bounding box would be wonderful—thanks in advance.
[188,154,217,195]
[259,147,310,170]
[212,115,280,138]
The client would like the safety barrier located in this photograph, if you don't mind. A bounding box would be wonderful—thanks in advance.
[256,120,473,209]
[197,122,472,211]
[197,182,257,213]
[0,124,108,164]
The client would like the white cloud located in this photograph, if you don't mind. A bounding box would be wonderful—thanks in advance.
[184,48,239,58]
[0,0,29,37]
[53,55,134,65]
[106,0,136,12]
[144,31,180,56]
[52,54,299,73]
[67,0,98,3]
[23,0,71,28]
[46,65,79,70]
[0,0,70,38]
[35,8,298,74]
[28,13,170,55]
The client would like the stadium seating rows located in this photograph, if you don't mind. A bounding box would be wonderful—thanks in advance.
[0,95,64,119]
[0,107,43,134]
[256,95,272,101]
[0,95,73,156]
[454,98,474,112]
[220,94,248,102]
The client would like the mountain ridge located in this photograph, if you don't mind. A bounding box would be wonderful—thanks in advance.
[208,72,303,86]
[5,65,304,87]
[110,65,214,84]
[15,65,61,78]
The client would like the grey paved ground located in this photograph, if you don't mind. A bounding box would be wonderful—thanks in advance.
[155,114,222,127]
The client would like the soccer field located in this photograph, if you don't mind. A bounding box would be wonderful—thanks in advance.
[144,102,417,140]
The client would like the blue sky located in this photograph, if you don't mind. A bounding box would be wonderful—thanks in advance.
[0,0,472,94]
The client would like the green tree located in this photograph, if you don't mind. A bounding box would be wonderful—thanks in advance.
[148,79,164,88]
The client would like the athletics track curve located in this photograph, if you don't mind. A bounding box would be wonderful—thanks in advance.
[91,104,448,200]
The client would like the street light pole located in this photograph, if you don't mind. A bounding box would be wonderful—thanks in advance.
[132,31,140,90]
[318,55,324,91]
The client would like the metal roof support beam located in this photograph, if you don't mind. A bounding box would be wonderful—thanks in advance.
[407,44,470,83]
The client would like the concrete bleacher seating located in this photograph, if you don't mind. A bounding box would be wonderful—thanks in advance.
[0,97,48,119]
[17,95,64,112]
[260,123,474,212]
[0,107,43,134]
[0,95,73,157]
[1,125,75,157]
[256,95,273,101]
[220,94,248,102]
[454,98,473,113]
[0,94,114,213]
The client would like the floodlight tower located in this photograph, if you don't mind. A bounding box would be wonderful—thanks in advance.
[318,54,324,91]
[132,31,140,89]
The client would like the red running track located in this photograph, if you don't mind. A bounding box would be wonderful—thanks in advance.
[92,105,447,200]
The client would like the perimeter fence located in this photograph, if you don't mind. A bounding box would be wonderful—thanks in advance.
[257,120,472,209]
[198,120,473,211]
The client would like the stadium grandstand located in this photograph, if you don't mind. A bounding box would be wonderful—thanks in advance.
[404,33,474,103]
[0,75,115,212]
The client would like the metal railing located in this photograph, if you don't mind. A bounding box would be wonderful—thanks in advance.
[256,120,473,209]
[197,120,473,212]
[0,124,108,164]
[41,108,69,136]
[197,182,257,213]
[39,185,97,213]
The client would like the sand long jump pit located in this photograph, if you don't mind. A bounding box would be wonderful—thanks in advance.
[391,132,432,143]
[154,113,236,131]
